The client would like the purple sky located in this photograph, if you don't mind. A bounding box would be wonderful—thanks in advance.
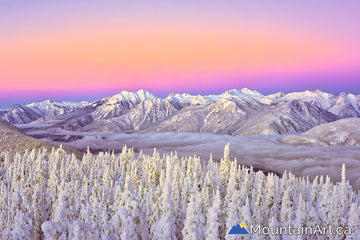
[0,1,359,106]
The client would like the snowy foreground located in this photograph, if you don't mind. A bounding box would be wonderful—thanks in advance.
[0,145,360,239]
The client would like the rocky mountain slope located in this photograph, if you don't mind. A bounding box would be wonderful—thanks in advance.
[26,100,88,120]
[0,100,89,124]
[0,105,42,124]
[144,98,339,135]
[282,118,360,146]
[80,97,180,132]
[3,89,360,137]
[20,89,157,131]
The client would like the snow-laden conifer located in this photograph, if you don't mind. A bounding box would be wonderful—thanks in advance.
[0,145,359,239]
[205,187,221,239]
[182,193,205,239]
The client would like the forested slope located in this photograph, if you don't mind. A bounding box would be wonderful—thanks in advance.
[0,119,81,157]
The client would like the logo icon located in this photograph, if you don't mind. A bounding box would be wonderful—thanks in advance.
[228,223,250,235]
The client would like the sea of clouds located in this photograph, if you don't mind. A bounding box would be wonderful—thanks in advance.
[65,131,360,190]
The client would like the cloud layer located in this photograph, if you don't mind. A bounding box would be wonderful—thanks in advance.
[68,131,360,189]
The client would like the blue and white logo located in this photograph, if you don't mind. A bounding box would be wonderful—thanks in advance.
[228,223,250,235]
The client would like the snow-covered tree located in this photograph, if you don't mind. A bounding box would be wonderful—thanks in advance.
[11,209,33,240]
[294,193,306,227]
[346,203,360,240]
[0,145,359,239]
[182,193,205,240]
[280,187,293,226]
[205,187,221,239]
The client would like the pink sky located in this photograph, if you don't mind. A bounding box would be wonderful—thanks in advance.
[0,1,359,105]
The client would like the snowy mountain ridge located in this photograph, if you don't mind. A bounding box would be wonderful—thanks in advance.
[0,105,42,124]
[278,89,336,109]
[26,99,90,120]
[282,118,360,146]
[166,88,276,107]
[2,88,360,136]
[91,89,156,121]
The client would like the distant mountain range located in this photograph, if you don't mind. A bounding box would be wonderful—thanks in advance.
[1,89,360,136]
[0,100,89,124]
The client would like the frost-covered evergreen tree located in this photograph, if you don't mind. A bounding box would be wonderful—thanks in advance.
[295,193,306,227]
[0,145,359,239]
[182,193,205,240]
[205,187,221,239]
[11,209,33,240]
[280,187,293,226]
[346,203,360,240]
[151,161,177,240]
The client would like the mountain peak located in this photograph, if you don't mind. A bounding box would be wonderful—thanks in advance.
[339,92,347,97]
[136,89,156,99]
[136,89,150,94]
[110,90,155,103]
[240,88,251,91]
[224,88,256,93]
[114,89,155,98]
[305,89,323,93]
[11,104,26,110]
[267,92,285,99]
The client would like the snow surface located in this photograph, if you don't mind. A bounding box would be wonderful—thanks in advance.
[166,88,276,106]
[282,118,360,147]
[280,90,336,109]
[166,93,213,106]
[346,93,360,112]
[26,99,88,119]
[107,89,155,106]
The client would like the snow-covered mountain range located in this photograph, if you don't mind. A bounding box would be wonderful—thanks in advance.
[26,100,89,120]
[2,88,360,136]
[0,100,89,124]
[0,105,42,124]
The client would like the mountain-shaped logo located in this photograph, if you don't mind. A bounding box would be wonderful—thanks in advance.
[228,223,249,235]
